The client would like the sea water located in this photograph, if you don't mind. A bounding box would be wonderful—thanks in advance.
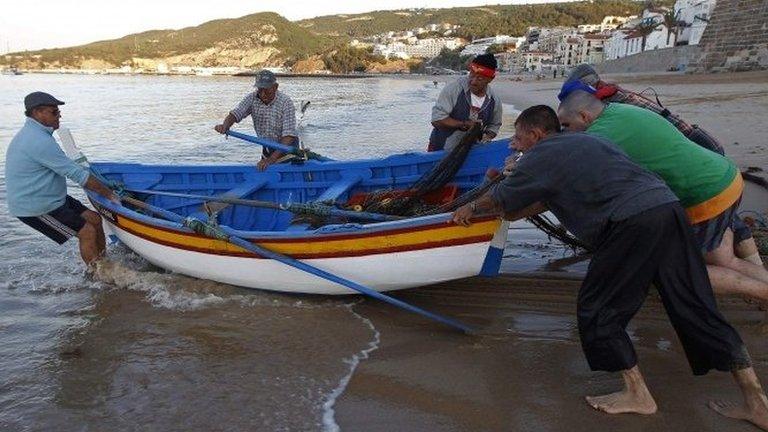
[0,73,528,431]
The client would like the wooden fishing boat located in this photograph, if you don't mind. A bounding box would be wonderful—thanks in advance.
[87,139,510,295]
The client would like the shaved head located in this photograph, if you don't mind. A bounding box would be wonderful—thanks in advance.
[557,90,605,132]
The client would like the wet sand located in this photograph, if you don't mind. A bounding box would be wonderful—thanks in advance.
[337,276,768,432]
[335,71,768,431]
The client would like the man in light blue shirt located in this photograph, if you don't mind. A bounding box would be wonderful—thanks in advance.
[5,92,117,266]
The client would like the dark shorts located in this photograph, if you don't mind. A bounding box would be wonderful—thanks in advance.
[17,196,89,244]
[690,199,741,252]
[732,215,754,243]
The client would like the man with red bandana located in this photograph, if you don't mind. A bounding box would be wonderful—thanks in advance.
[428,53,503,152]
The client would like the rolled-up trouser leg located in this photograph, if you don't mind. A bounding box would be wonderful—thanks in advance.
[577,208,664,372]
[652,204,751,375]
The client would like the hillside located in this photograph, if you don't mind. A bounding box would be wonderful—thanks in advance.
[2,1,672,70]
[3,12,336,69]
[299,0,670,40]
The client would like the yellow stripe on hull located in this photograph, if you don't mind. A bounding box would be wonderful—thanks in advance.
[115,214,502,258]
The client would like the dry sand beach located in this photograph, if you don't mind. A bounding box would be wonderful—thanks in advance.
[334,71,768,432]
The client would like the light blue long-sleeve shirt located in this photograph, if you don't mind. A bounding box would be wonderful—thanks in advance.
[5,117,90,217]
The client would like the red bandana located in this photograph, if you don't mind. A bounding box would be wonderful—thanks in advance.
[469,62,496,78]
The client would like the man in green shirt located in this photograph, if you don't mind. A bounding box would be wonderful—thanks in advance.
[557,88,768,306]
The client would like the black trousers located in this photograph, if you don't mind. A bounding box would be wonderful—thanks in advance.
[578,202,751,375]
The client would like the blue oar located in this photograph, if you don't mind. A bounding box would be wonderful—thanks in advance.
[120,196,473,333]
[225,130,331,162]
[123,187,403,222]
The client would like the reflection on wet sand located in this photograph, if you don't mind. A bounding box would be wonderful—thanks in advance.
[36,262,378,432]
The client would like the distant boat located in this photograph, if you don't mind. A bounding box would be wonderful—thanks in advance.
[1,67,22,75]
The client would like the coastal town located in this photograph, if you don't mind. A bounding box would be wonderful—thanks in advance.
[2,0,715,76]
[3,0,768,430]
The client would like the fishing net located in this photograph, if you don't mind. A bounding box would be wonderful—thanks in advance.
[355,123,485,216]
[337,123,588,251]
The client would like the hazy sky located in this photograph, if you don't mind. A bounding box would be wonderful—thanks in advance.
[1,0,573,52]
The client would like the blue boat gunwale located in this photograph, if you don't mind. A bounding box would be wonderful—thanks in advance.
[88,138,510,239]
[88,192,474,240]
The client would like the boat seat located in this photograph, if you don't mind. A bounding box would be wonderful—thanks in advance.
[314,172,365,204]
[285,170,368,232]
[187,178,272,221]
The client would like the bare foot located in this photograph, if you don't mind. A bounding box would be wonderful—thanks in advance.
[709,398,768,430]
[586,389,658,415]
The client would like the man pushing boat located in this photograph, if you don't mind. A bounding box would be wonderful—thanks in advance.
[556,87,768,306]
[564,63,763,268]
[453,105,768,430]
[5,92,118,268]
[214,69,298,171]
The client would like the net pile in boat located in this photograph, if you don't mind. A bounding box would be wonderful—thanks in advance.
[296,123,588,250]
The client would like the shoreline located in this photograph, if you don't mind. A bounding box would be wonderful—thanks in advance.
[333,70,768,431]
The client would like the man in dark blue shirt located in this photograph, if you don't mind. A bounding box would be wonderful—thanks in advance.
[452,105,768,430]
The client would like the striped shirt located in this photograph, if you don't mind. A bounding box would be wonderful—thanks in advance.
[230,90,297,156]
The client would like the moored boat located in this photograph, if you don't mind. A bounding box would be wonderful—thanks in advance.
[88,139,510,295]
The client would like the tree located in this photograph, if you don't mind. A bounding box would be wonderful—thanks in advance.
[486,44,511,54]
[634,18,660,52]
[662,10,680,46]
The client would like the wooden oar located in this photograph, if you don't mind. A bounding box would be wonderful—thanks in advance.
[120,196,474,333]
[225,130,330,162]
[123,188,403,223]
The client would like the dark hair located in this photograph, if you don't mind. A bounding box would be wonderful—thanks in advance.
[515,105,561,134]
[473,53,497,70]
[24,109,32,117]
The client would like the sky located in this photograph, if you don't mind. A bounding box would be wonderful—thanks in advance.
[1,0,575,52]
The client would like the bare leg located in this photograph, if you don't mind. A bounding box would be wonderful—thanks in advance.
[707,230,768,284]
[735,238,764,266]
[707,265,768,301]
[585,365,658,415]
[77,223,101,267]
[709,367,768,431]
[80,210,106,257]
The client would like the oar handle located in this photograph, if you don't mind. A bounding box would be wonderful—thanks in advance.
[225,130,331,162]
[123,188,403,222]
[119,195,473,333]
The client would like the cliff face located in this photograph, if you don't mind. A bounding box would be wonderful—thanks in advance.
[691,0,768,72]
[1,13,331,70]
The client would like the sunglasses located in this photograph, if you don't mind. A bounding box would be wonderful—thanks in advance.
[47,108,61,115]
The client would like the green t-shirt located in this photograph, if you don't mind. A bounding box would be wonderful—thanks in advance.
[587,103,736,207]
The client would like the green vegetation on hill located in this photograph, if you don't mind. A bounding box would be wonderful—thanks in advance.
[5,12,336,67]
[299,0,673,40]
[2,0,675,69]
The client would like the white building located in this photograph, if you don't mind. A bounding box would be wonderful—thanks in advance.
[521,51,554,71]
[674,0,716,45]
[601,8,676,61]
[577,15,635,33]
[460,35,519,56]
[403,38,464,58]
[580,34,610,64]
[604,28,633,60]
[373,42,411,59]
[525,27,576,52]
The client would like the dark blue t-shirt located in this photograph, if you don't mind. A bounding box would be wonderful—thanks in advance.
[492,132,678,247]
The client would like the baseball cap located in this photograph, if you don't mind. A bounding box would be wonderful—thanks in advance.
[557,80,597,102]
[24,91,65,110]
[565,64,599,85]
[254,70,277,89]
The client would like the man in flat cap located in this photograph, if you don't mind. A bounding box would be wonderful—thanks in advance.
[5,92,118,267]
[214,69,298,171]
[428,53,503,152]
